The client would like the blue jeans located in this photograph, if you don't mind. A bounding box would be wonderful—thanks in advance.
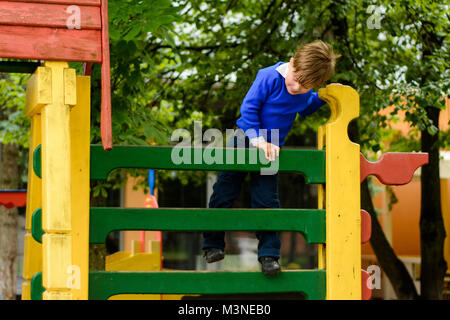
[202,133,281,260]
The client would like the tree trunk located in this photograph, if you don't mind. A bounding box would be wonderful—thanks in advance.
[420,106,447,299]
[0,143,20,300]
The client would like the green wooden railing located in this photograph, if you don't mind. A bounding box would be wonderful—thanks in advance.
[31,270,327,300]
[30,144,327,300]
[33,145,326,183]
[31,207,326,244]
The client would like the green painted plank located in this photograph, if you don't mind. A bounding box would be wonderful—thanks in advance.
[31,207,325,244]
[0,61,40,74]
[31,208,43,244]
[32,145,41,180]
[89,208,326,244]
[89,270,326,300]
[30,270,326,300]
[33,145,325,183]
[30,272,44,301]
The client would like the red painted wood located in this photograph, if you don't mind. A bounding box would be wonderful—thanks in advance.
[100,0,112,150]
[0,25,102,62]
[83,62,93,75]
[360,152,429,185]
[7,0,101,7]
[361,209,371,244]
[0,0,112,150]
[0,2,101,29]
[0,191,26,208]
[361,269,372,300]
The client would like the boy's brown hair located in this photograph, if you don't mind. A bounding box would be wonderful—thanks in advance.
[293,40,340,89]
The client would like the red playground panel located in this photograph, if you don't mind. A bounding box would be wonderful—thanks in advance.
[0,190,26,208]
[361,269,372,300]
[360,152,429,185]
[361,209,371,244]
[0,0,112,150]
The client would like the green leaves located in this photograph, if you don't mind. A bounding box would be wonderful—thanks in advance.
[0,74,30,147]
[109,0,181,41]
[92,181,111,198]
[89,0,182,148]
[86,0,183,196]
[143,124,170,144]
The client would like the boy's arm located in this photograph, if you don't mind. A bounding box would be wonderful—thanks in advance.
[298,91,327,118]
[237,70,273,145]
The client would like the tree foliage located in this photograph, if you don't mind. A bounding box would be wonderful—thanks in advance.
[0,74,30,148]
[0,0,448,296]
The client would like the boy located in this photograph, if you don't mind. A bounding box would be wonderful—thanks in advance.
[202,40,339,275]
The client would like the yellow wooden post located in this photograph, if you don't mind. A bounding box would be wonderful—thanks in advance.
[319,85,361,299]
[21,114,42,300]
[317,126,326,270]
[70,76,91,299]
[25,61,76,299]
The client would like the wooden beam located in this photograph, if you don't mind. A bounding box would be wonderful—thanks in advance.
[0,25,102,62]
[100,0,112,150]
[25,67,52,117]
[64,68,77,106]
[320,84,361,300]
[22,112,43,300]
[0,1,101,30]
[39,61,74,298]
[7,0,101,7]
[70,75,91,300]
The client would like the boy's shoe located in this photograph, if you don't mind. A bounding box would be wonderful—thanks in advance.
[259,256,281,276]
[203,248,225,263]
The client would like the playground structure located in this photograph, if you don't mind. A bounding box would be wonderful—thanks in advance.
[0,0,112,150]
[105,170,165,300]
[0,1,430,300]
[21,76,428,300]
[0,190,26,209]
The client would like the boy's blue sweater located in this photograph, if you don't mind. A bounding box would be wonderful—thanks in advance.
[236,62,326,146]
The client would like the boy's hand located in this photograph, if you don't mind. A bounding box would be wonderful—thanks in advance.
[256,141,280,162]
